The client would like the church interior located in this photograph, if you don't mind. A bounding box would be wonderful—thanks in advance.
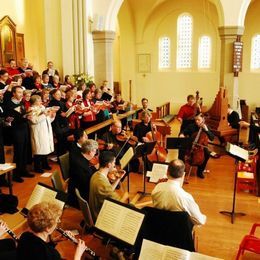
[0,0,259,259]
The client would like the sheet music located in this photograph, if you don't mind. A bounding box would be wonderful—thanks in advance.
[95,200,145,245]
[149,163,168,183]
[139,239,222,260]
[120,147,134,169]
[25,184,64,211]
[226,143,249,161]
[65,106,75,117]
[0,163,14,171]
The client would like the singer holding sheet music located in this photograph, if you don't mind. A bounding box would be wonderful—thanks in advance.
[151,159,206,226]
[17,202,86,260]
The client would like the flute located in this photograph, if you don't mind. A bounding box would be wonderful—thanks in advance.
[56,227,97,258]
[1,222,19,242]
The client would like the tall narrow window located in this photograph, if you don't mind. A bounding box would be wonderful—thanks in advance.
[198,36,211,69]
[177,14,192,69]
[251,34,260,70]
[159,37,170,69]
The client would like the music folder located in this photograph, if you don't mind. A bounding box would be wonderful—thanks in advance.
[94,198,145,247]
[166,137,192,150]
[20,182,67,217]
[226,142,249,162]
[120,147,134,169]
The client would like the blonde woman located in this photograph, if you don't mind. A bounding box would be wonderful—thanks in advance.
[17,202,86,260]
[28,95,55,173]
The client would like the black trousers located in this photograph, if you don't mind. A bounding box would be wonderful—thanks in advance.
[12,126,29,176]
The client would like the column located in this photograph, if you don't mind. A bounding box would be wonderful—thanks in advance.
[92,30,116,90]
[218,26,244,109]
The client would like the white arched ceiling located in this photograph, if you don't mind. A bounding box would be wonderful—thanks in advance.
[237,0,252,26]
[92,0,123,31]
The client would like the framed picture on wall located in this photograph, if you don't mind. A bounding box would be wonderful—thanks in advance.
[16,33,25,65]
[137,53,151,73]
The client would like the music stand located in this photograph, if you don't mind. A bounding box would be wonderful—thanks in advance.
[135,141,156,198]
[219,143,248,224]
[166,137,192,184]
[166,137,192,150]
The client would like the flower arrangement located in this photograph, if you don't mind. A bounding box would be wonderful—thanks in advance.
[71,73,94,86]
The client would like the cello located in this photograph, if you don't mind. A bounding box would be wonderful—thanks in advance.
[146,122,167,162]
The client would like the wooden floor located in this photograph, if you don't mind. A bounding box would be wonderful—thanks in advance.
[1,119,260,260]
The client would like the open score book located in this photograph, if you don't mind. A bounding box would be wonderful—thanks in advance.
[95,199,145,246]
[21,183,67,216]
[139,239,223,260]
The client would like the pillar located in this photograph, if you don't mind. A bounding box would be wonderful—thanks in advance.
[218,26,244,110]
[92,30,116,90]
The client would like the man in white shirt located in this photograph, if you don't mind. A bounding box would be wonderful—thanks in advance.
[151,159,206,225]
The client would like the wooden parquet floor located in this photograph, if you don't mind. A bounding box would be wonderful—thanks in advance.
[1,119,260,260]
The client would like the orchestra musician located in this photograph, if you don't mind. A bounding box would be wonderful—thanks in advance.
[141,98,153,113]
[99,120,128,164]
[179,113,214,179]
[17,202,86,260]
[177,94,199,133]
[151,159,206,225]
[68,139,98,207]
[0,220,16,260]
[89,151,121,222]
[133,110,152,143]
[227,105,250,129]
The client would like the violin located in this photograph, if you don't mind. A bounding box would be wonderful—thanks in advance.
[89,155,99,167]
[116,131,138,146]
[97,139,120,150]
[107,169,125,183]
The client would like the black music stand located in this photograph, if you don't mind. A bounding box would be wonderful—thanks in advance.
[166,137,193,184]
[135,141,156,198]
[166,137,192,150]
[219,143,248,224]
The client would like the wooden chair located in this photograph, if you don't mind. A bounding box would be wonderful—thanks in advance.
[51,171,65,193]
[236,223,260,259]
[75,188,94,234]
[58,152,70,182]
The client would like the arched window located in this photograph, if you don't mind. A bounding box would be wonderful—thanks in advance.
[251,34,260,70]
[177,14,192,69]
[198,36,211,69]
[159,37,170,69]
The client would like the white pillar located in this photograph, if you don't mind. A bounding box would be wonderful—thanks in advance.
[92,30,116,89]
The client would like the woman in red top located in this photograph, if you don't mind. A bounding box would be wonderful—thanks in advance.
[65,90,81,132]
[81,88,97,138]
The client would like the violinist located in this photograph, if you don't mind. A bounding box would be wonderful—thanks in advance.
[68,139,98,207]
[89,151,121,222]
[99,120,127,162]
[179,113,214,179]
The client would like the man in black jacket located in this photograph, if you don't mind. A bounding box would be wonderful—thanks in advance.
[4,86,34,182]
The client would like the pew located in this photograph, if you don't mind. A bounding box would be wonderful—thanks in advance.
[155,102,175,123]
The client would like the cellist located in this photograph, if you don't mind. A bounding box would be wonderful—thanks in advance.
[179,113,214,179]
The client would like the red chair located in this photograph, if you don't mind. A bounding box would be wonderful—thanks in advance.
[237,155,258,193]
[236,223,260,259]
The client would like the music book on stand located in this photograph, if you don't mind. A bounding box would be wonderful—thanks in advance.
[20,182,67,217]
[94,198,145,247]
[226,143,249,162]
[147,162,169,183]
[120,147,134,169]
[139,239,223,260]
